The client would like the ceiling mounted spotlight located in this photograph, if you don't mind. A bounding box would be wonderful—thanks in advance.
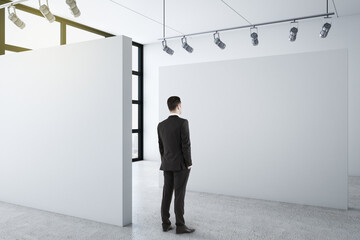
[162,39,174,55]
[39,0,56,23]
[181,36,193,53]
[250,27,259,46]
[213,32,226,49]
[66,0,80,18]
[320,20,331,38]
[7,5,25,29]
[289,21,298,42]
[161,0,173,55]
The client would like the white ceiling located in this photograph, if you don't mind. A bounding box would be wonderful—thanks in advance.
[14,0,360,44]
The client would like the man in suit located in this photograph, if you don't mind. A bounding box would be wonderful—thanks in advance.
[157,96,195,234]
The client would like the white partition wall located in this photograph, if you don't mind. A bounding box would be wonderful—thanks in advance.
[159,49,348,209]
[0,36,132,226]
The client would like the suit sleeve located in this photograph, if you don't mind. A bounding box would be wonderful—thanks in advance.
[157,125,164,156]
[181,120,192,167]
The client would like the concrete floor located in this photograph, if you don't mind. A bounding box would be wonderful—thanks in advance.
[1,160,360,240]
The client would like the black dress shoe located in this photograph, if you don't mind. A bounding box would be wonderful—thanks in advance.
[176,225,195,234]
[162,225,174,232]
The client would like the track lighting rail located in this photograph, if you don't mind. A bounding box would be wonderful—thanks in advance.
[158,12,334,41]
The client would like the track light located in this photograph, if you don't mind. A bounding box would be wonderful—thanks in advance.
[289,27,298,42]
[162,39,174,55]
[7,5,25,29]
[181,36,193,53]
[39,0,55,23]
[289,21,298,42]
[320,20,331,38]
[213,32,226,49]
[250,27,259,46]
[66,0,81,18]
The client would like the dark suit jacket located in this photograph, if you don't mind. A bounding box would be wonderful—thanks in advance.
[157,115,192,171]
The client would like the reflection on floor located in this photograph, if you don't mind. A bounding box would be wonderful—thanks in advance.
[349,176,360,209]
[0,160,360,240]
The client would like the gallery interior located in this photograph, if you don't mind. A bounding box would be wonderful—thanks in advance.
[0,0,359,239]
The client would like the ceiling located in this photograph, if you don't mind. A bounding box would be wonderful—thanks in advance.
[13,0,360,44]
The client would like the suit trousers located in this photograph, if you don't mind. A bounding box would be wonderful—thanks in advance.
[161,169,190,227]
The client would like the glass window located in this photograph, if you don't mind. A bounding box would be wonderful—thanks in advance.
[66,25,104,44]
[132,45,138,71]
[5,9,60,49]
[132,104,138,129]
[132,75,138,100]
[132,133,139,158]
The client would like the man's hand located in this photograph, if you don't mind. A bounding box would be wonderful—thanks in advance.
[188,165,192,170]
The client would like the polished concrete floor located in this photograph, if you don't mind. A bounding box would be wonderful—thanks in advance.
[1,160,360,240]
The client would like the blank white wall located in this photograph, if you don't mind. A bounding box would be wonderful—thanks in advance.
[144,14,360,176]
[0,36,132,226]
[159,50,348,210]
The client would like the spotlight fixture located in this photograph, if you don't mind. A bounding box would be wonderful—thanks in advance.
[181,36,193,53]
[66,0,81,18]
[250,27,259,46]
[213,32,226,49]
[320,20,331,38]
[162,39,174,55]
[289,21,298,42]
[7,5,25,29]
[39,0,56,23]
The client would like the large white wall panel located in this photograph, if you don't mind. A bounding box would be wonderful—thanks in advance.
[159,49,348,209]
[0,36,132,226]
[145,14,360,176]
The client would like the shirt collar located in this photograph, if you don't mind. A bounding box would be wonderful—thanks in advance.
[169,113,180,117]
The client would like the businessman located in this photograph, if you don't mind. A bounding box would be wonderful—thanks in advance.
[157,96,195,234]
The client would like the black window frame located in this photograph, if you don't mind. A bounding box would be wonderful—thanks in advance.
[0,0,144,161]
[132,42,144,161]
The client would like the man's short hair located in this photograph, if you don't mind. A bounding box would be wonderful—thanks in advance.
[167,96,181,111]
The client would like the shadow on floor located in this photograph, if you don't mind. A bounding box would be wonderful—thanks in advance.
[349,176,360,209]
